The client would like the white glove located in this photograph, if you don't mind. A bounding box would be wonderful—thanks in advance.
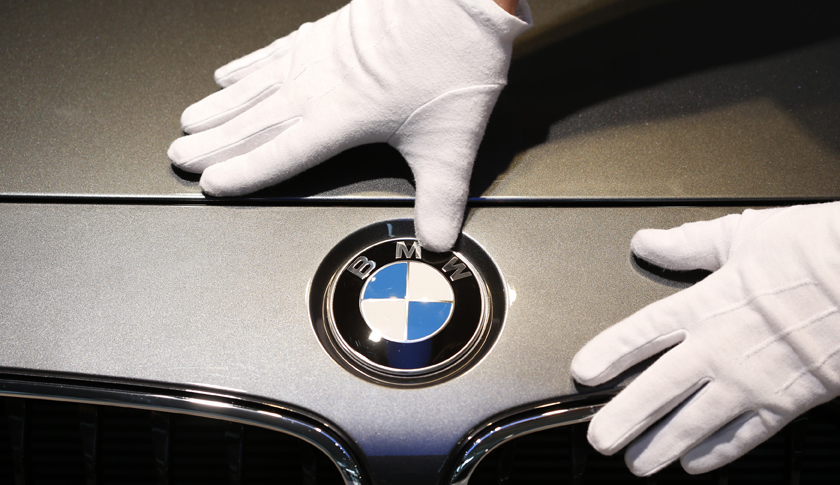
[571,203,840,476]
[168,0,532,251]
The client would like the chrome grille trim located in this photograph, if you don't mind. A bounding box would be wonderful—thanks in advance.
[0,372,365,485]
[446,392,616,485]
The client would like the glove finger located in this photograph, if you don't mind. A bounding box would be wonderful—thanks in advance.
[586,345,710,456]
[389,85,502,252]
[410,160,471,253]
[199,116,347,196]
[571,270,739,386]
[181,56,290,134]
[168,92,301,174]
[631,213,741,272]
[214,33,295,88]
[680,411,772,474]
[624,384,742,476]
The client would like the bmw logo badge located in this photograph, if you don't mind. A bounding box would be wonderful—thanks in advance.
[309,220,505,386]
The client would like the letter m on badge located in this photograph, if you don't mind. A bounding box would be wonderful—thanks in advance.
[395,241,421,260]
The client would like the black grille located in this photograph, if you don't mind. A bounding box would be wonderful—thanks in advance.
[469,402,840,484]
[0,397,343,485]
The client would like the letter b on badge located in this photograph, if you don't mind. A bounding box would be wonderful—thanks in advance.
[348,256,376,279]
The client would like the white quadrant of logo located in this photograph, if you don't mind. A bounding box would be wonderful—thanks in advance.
[360,261,455,343]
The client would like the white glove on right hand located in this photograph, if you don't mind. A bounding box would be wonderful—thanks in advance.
[168,0,532,251]
[572,203,840,476]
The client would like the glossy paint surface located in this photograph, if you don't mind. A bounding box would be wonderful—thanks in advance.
[0,204,743,473]
[2,0,840,483]
[1,1,838,199]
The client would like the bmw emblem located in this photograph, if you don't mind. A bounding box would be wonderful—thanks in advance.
[309,220,506,386]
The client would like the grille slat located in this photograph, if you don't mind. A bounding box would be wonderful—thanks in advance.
[0,397,343,485]
[469,403,840,484]
[571,421,588,485]
[78,404,99,485]
[717,464,729,485]
[0,400,14,484]
[170,415,228,482]
[29,400,86,483]
[223,421,244,485]
[306,443,327,485]
[99,407,156,483]
[787,415,807,485]
[497,440,517,484]
[150,410,170,485]
[5,398,27,485]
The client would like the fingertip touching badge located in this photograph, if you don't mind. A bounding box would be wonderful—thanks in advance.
[309,220,506,387]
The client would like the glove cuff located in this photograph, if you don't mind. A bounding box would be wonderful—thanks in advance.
[455,0,533,43]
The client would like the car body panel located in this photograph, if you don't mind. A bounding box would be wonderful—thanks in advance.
[2,0,840,483]
[1,0,838,200]
[0,203,739,458]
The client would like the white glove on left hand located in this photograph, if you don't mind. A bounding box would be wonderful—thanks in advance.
[572,203,840,476]
[168,0,532,251]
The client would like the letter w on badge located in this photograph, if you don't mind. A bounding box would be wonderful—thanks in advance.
[443,257,472,281]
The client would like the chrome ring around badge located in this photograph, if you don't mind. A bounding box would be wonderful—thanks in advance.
[309,220,505,386]
[326,238,489,378]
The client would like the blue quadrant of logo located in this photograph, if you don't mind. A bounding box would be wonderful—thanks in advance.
[363,263,407,299]
[407,301,453,340]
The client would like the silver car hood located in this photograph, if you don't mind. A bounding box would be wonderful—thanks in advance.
[1,1,839,483]
[1,0,838,201]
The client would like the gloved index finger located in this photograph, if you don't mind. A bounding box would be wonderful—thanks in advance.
[570,275,730,386]
[181,56,291,134]
[214,34,295,88]
[586,346,712,458]
[169,89,302,174]
[199,113,347,197]
[631,213,741,272]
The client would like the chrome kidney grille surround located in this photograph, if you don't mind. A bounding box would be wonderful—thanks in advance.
[0,371,364,485]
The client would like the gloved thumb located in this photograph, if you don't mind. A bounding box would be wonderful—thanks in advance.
[389,85,502,252]
[631,213,742,272]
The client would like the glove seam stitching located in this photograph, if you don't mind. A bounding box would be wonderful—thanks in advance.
[698,279,815,326]
[185,81,284,131]
[730,206,796,257]
[292,4,388,81]
[386,84,505,144]
[183,117,302,169]
[296,17,400,107]
[610,376,712,456]
[778,342,840,394]
[640,377,717,475]
[589,329,687,383]
[742,306,839,361]
[680,410,759,474]
[217,45,291,85]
